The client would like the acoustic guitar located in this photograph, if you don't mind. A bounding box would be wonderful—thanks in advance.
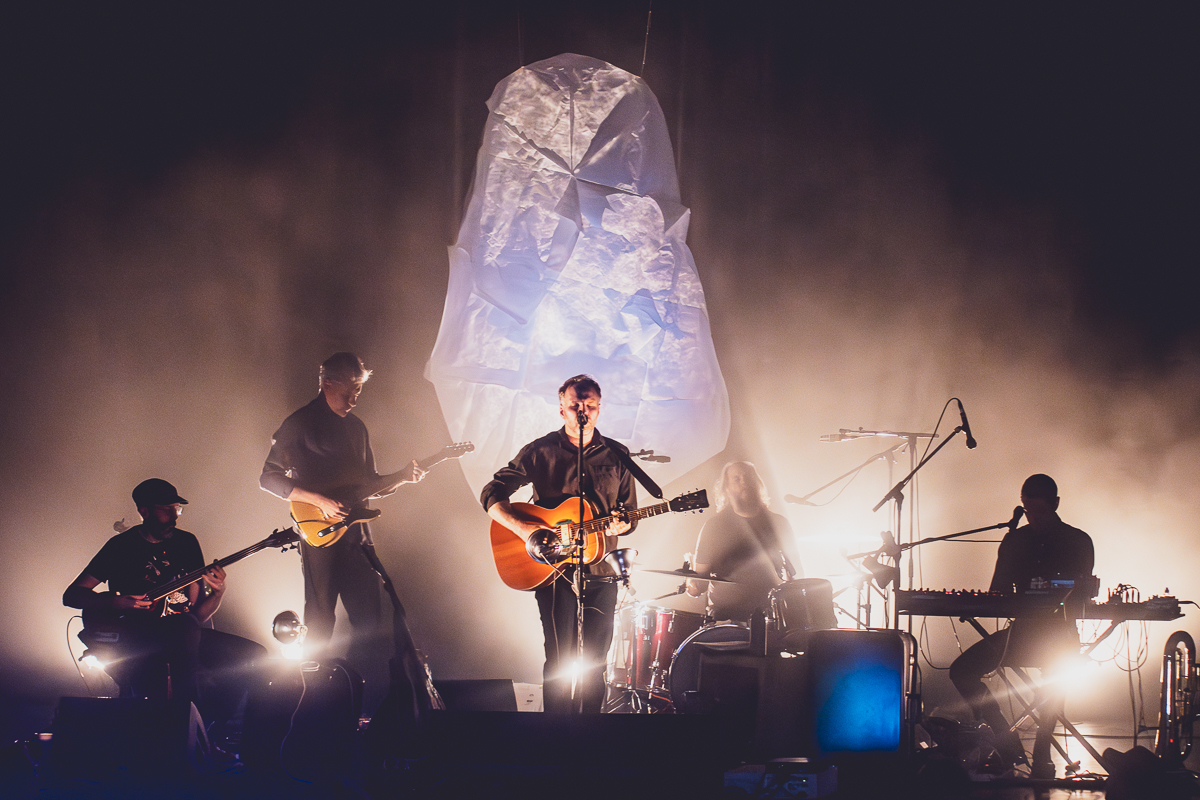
[489,490,708,591]
[80,526,300,645]
[289,442,474,547]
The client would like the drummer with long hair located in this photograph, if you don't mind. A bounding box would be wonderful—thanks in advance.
[686,461,802,623]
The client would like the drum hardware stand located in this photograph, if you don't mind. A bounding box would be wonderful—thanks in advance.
[831,571,872,628]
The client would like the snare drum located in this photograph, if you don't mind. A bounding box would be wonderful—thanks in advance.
[769,578,836,652]
[667,624,752,713]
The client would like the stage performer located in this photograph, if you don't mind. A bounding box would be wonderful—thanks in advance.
[481,374,636,713]
[685,460,801,623]
[64,478,266,746]
[949,473,1094,779]
[259,352,424,664]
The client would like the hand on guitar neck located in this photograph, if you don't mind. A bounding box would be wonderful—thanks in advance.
[290,442,475,547]
[287,459,424,523]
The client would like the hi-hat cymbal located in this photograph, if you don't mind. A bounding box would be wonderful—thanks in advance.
[641,567,736,583]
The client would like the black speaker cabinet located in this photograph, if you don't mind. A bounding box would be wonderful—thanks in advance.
[47,697,209,783]
[806,629,917,759]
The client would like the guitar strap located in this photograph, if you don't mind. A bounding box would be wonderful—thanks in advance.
[606,437,664,500]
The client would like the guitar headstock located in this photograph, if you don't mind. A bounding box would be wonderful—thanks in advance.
[270,527,302,549]
[443,441,475,459]
[669,489,709,513]
[417,441,476,472]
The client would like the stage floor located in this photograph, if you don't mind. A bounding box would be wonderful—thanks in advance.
[3,703,1198,800]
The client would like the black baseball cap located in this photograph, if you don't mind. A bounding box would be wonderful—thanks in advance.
[132,478,189,509]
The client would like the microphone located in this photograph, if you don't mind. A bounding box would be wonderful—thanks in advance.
[956,399,977,449]
[1006,506,1024,531]
[576,407,588,428]
[784,494,817,506]
[820,430,865,442]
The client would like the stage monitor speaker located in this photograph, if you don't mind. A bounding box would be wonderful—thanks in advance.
[806,629,917,759]
[47,697,208,783]
[433,679,518,712]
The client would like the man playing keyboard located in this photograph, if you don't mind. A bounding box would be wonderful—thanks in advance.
[948,473,1094,779]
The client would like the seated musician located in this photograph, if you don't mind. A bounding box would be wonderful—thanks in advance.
[949,473,1094,779]
[685,461,802,623]
[63,478,266,749]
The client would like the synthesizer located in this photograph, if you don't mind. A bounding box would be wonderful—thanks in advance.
[895,589,1184,622]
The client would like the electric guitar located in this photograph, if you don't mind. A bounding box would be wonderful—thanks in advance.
[79,527,301,645]
[290,442,474,547]
[489,490,709,591]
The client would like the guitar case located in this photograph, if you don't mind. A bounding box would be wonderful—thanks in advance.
[240,658,363,780]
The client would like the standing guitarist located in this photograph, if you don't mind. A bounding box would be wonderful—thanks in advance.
[259,352,425,665]
[482,375,636,713]
[63,478,267,743]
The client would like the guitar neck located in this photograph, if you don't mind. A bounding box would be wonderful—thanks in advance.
[149,537,282,603]
[573,499,671,536]
[360,444,473,502]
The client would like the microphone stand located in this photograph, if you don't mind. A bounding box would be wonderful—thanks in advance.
[787,442,907,506]
[573,408,587,714]
[870,425,969,629]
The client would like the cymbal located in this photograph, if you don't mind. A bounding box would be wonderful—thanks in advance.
[641,567,736,583]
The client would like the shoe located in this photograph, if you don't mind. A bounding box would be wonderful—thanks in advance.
[1030,761,1055,780]
[993,729,1028,769]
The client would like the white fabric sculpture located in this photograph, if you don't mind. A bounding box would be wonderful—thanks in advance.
[426,53,729,498]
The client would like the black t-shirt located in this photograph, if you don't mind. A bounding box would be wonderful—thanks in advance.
[84,525,204,608]
[695,506,799,622]
[989,515,1095,662]
[989,516,1094,595]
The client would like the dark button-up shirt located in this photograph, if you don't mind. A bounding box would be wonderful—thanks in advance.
[480,428,639,557]
[259,393,377,502]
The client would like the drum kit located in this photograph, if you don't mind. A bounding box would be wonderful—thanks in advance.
[602,555,838,713]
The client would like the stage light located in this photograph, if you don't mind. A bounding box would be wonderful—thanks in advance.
[1043,653,1101,691]
[80,652,105,671]
[271,610,307,660]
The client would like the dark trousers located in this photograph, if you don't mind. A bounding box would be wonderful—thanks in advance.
[949,626,1070,766]
[534,572,617,713]
[107,613,266,733]
[299,524,384,658]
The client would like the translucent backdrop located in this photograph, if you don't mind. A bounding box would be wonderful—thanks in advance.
[427,54,729,497]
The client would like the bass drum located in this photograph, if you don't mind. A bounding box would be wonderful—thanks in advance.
[667,624,752,714]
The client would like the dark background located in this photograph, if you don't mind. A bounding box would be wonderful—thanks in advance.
[1,2,1196,740]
